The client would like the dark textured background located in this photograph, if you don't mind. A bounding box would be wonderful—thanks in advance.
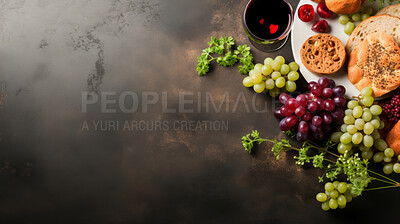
[0,0,399,223]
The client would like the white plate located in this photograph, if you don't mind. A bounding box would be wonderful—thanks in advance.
[291,0,387,99]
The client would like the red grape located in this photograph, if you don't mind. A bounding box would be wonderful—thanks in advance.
[316,3,334,19]
[311,85,322,96]
[298,4,315,22]
[287,98,300,110]
[286,115,298,128]
[307,101,318,112]
[333,85,346,96]
[302,112,312,121]
[322,112,333,124]
[311,131,324,141]
[318,77,330,89]
[329,79,336,88]
[296,131,308,142]
[309,123,322,133]
[331,108,345,121]
[295,106,306,117]
[280,106,294,117]
[312,20,329,33]
[296,94,308,107]
[322,88,333,98]
[274,108,285,120]
[280,118,291,131]
[312,115,323,126]
[298,121,309,134]
[308,81,318,91]
[324,99,335,111]
[333,96,346,108]
[315,97,325,111]
[279,93,291,105]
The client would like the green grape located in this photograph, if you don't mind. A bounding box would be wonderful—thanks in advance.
[265,79,275,90]
[262,64,273,76]
[344,22,355,35]
[341,124,349,133]
[337,182,347,193]
[331,132,343,143]
[275,77,286,88]
[330,190,339,199]
[333,181,339,189]
[345,109,353,116]
[288,62,299,71]
[355,119,365,130]
[338,204,346,209]
[347,100,359,109]
[362,149,373,160]
[375,139,388,151]
[252,73,263,83]
[352,132,363,145]
[254,63,263,74]
[370,105,382,115]
[347,125,357,134]
[361,87,373,96]
[398,155,400,161]
[271,71,281,80]
[384,156,392,163]
[316,193,328,202]
[340,133,352,144]
[243,76,254,87]
[393,163,400,173]
[344,115,355,125]
[280,64,290,75]
[352,13,361,21]
[337,195,347,207]
[269,87,281,97]
[271,60,281,71]
[287,71,299,81]
[361,13,370,21]
[363,108,370,113]
[329,199,338,209]
[383,163,394,175]
[363,135,374,148]
[285,81,296,92]
[338,143,352,154]
[346,183,352,192]
[364,7,373,15]
[264,57,274,65]
[248,69,256,77]
[344,192,352,203]
[384,148,395,158]
[373,152,384,163]
[359,145,370,152]
[362,111,372,122]
[325,182,334,192]
[253,82,266,93]
[275,56,285,65]
[370,119,380,129]
[321,202,330,211]
[372,115,380,121]
[338,15,350,25]
[371,130,380,140]
[352,106,363,118]
[361,96,374,107]
[363,122,374,135]
[379,121,385,129]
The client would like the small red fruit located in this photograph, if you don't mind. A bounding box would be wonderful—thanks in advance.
[312,20,329,33]
[298,4,315,22]
[316,3,334,18]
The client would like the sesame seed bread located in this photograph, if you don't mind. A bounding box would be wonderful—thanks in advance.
[345,15,400,56]
[300,34,346,75]
[348,32,400,97]
[376,4,400,17]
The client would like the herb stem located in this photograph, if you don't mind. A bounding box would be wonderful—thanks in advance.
[371,177,399,185]
[364,185,399,191]
[368,170,399,185]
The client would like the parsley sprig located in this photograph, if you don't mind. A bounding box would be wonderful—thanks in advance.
[242,130,400,197]
[196,36,254,76]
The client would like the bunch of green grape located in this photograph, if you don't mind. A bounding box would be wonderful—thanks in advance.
[242,56,300,97]
[338,6,374,35]
[330,87,400,174]
[317,181,355,211]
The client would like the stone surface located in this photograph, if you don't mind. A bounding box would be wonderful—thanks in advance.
[0,0,398,223]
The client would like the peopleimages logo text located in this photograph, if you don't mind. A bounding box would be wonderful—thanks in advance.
[82,91,280,114]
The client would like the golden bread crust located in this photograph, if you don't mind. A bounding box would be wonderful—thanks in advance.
[386,120,400,156]
[325,0,362,14]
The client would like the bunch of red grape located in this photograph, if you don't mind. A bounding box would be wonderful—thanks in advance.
[274,77,346,142]
[381,92,400,125]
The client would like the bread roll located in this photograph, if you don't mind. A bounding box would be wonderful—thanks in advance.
[386,120,400,156]
[325,0,362,14]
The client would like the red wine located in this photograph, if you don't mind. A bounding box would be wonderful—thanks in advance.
[244,0,292,40]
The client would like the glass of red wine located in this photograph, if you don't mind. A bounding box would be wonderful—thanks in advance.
[243,0,293,52]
